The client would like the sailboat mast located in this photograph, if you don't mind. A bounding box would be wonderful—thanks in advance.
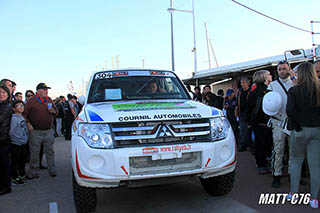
[204,22,212,69]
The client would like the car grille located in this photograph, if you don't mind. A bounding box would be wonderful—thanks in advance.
[110,119,211,147]
[129,151,202,175]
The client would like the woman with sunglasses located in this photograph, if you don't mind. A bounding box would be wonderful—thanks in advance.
[24,90,35,103]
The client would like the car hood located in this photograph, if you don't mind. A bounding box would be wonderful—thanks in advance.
[84,99,222,123]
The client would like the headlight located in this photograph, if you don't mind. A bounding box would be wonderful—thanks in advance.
[78,123,113,149]
[210,117,230,141]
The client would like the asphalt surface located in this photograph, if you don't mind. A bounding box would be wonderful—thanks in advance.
[0,137,318,213]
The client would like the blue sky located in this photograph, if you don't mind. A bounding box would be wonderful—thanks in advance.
[1,0,319,98]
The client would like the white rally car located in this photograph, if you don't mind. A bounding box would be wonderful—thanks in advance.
[71,69,236,212]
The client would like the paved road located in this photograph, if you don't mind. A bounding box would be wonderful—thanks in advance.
[0,137,317,212]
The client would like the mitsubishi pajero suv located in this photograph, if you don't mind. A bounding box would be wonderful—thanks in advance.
[71,69,236,212]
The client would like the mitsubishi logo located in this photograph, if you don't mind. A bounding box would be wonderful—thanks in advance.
[158,125,173,138]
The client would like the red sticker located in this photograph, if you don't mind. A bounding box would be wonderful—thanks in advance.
[142,147,159,154]
[205,158,211,167]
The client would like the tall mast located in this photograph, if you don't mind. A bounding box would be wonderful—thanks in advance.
[205,22,211,69]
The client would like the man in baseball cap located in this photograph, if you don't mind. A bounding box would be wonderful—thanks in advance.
[23,82,57,178]
[226,88,234,97]
[36,83,51,90]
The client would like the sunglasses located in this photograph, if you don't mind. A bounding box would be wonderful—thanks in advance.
[27,94,34,97]
[15,104,24,108]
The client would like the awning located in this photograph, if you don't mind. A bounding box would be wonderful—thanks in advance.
[183,48,316,85]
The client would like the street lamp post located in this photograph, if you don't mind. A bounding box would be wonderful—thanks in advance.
[170,0,175,71]
[168,0,197,74]
[191,0,197,74]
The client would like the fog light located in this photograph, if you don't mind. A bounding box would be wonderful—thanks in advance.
[88,155,105,170]
[220,145,231,161]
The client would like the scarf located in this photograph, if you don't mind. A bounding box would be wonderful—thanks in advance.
[35,93,49,105]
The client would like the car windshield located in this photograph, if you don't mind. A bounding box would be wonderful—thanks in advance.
[88,71,190,103]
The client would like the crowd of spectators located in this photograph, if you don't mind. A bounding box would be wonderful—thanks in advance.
[0,79,83,196]
[188,60,320,208]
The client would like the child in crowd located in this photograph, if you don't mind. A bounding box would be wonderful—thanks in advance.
[10,100,30,186]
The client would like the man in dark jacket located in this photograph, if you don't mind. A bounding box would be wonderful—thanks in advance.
[55,97,65,137]
[236,77,251,151]
[205,92,224,110]
[64,94,76,141]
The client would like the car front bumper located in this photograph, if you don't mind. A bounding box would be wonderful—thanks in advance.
[71,128,236,188]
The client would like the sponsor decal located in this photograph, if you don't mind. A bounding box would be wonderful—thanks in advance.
[150,71,166,75]
[118,113,201,121]
[95,71,175,80]
[160,144,191,152]
[142,145,191,154]
[258,193,311,205]
[87,110,104,121]
[211,107,220,116]
[142,147,159,154]
[113,102,195,112]
[149,71,175,77]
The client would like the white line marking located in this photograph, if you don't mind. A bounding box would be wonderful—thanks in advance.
[49,202,58,213]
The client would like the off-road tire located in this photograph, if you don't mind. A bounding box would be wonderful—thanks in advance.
[72,173,97,213]
[200,171,235,196]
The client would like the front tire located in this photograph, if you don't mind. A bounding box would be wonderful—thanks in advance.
[200,171,235,196]
[72,172,97,213]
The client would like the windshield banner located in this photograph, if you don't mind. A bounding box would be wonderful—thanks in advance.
[112,102,196,112]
